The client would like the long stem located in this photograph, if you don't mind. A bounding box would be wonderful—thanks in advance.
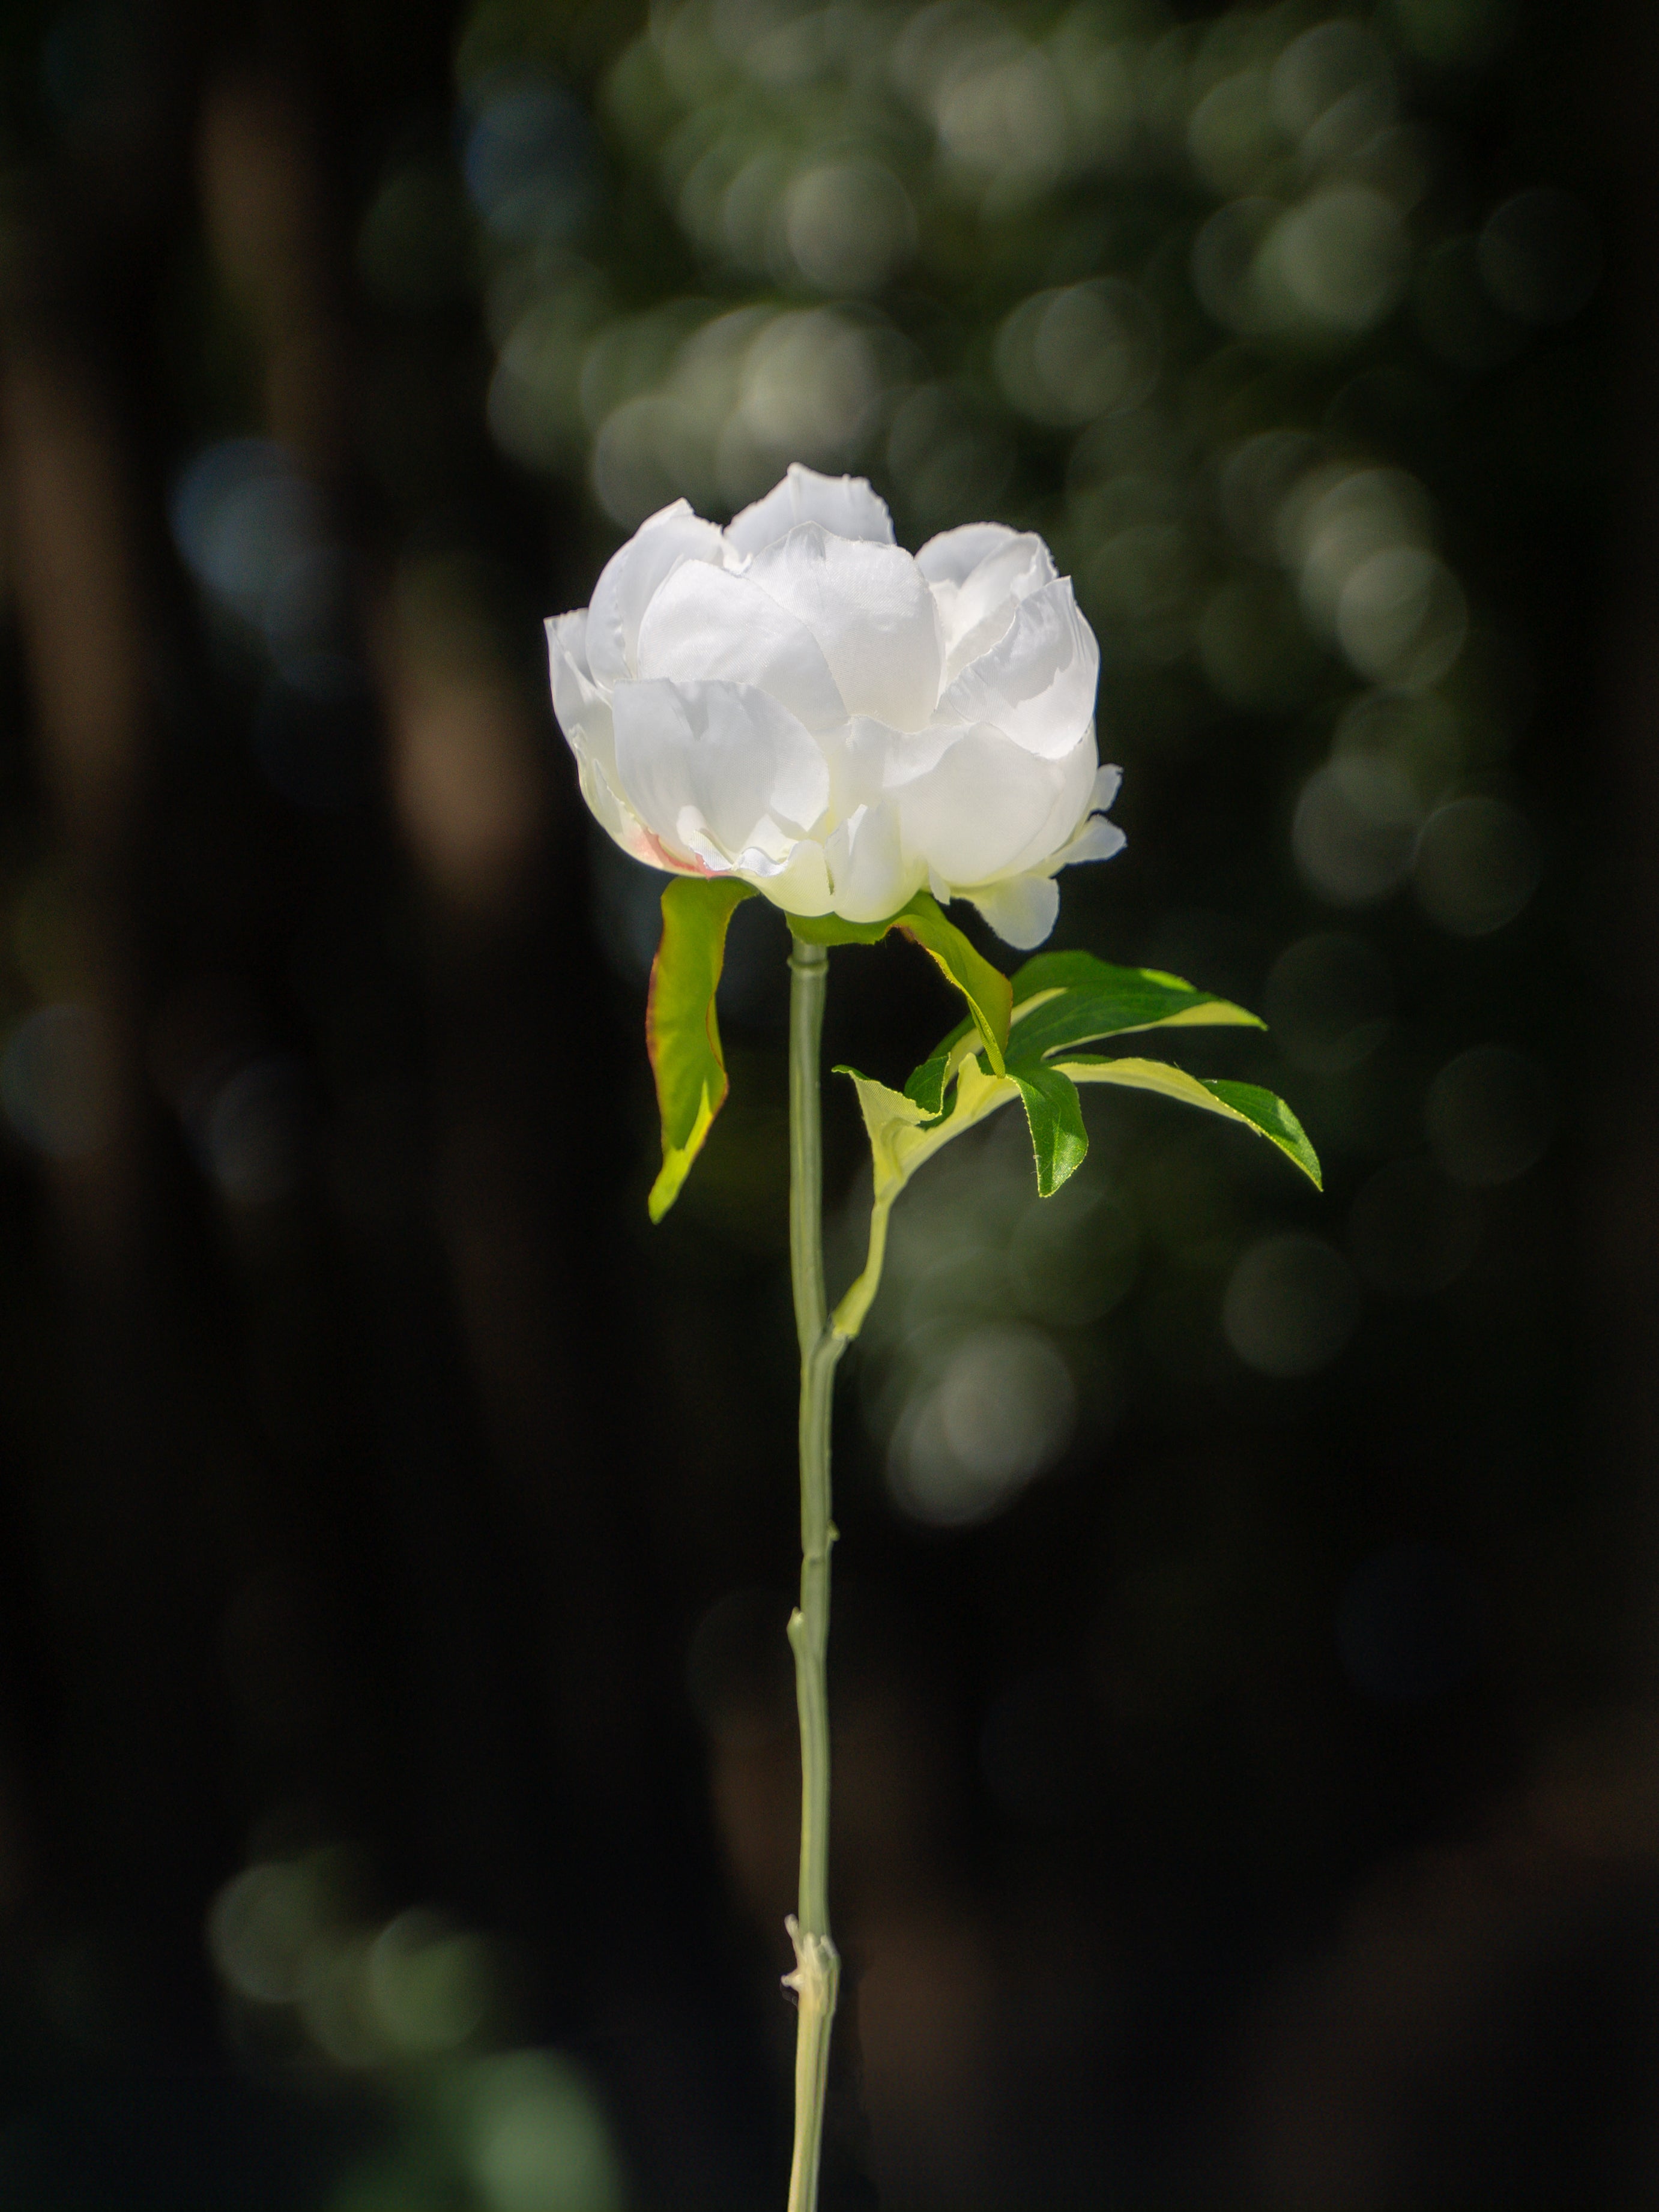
[785,935,843,2212]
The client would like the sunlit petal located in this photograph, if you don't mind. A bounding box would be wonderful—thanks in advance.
[586,499,728,687]
[748,525,944,732]
[613,677,830,864]
[725,463,896,556]
[898,726,1069,887]
[635,560,847,732]
[967,872,1060,948]
[938,577,1099,759]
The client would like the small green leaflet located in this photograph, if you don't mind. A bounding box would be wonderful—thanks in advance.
[1011,1061,1089,1197]
[832,1054,1083,1338]
[644,875,755,1223]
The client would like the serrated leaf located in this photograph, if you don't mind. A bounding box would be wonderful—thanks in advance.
[790,891,1012,1073]
[1057,1056,1323,1187]
[1010,1061,1089,1197]
[645,876,755,1222]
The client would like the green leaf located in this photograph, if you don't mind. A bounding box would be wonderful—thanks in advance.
[1010,1061,1089,1197]
[832,1046,1318,1344]
[901,951,1263,1112]
[881,954,1314,1261]
[835,1064,941,1193]
[901,1013,993,1118]
[1006,950,1263,1064]
[645,876,755,1222]
[790,891,1012,1074]
[1204,1080,1323,1188]
[1057,1056,1323,1188]
[830,1053,1021,1339]
[836,957,1318,1343]
[902,1045,953,1117]
[895,893,1012,1075]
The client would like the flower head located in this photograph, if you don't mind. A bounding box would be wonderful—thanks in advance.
[546,464,1123,948]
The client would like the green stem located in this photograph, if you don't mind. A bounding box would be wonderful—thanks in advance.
[785,935,844,2212]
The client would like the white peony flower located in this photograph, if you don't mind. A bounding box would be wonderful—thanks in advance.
[546,463,1124,948]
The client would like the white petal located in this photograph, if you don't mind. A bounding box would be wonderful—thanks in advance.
[919,524,1059,677]
[829,714,964,819]
[914,523,1024,586]
[546,612,617,779]
[968,873,1060,950]
[1005,728,1099,879]
[572,747,632,846]
[938,534,1060,681]
[586,500,728,688]
[681,808,801,872]
[725,464,896,557]
[749,525,943,732]
[613,678,830,863]
[938,577,1099,761]
[548,606,596,687]
[1090,762,1123,813]
[573,747,690,876]
[898,726,1069,888]
[1058,814,1126,868]
[818,714,898,823]
[634,560,848,734]
[961,750,1125,947]
[824,801,914,923]
[752,839,835,917]
[871,720,959,790]
[1041,755,1126,872]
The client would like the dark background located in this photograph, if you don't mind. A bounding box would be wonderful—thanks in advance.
[0,0,1651,2204]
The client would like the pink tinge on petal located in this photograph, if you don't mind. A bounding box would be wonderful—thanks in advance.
[632,826,713,875]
